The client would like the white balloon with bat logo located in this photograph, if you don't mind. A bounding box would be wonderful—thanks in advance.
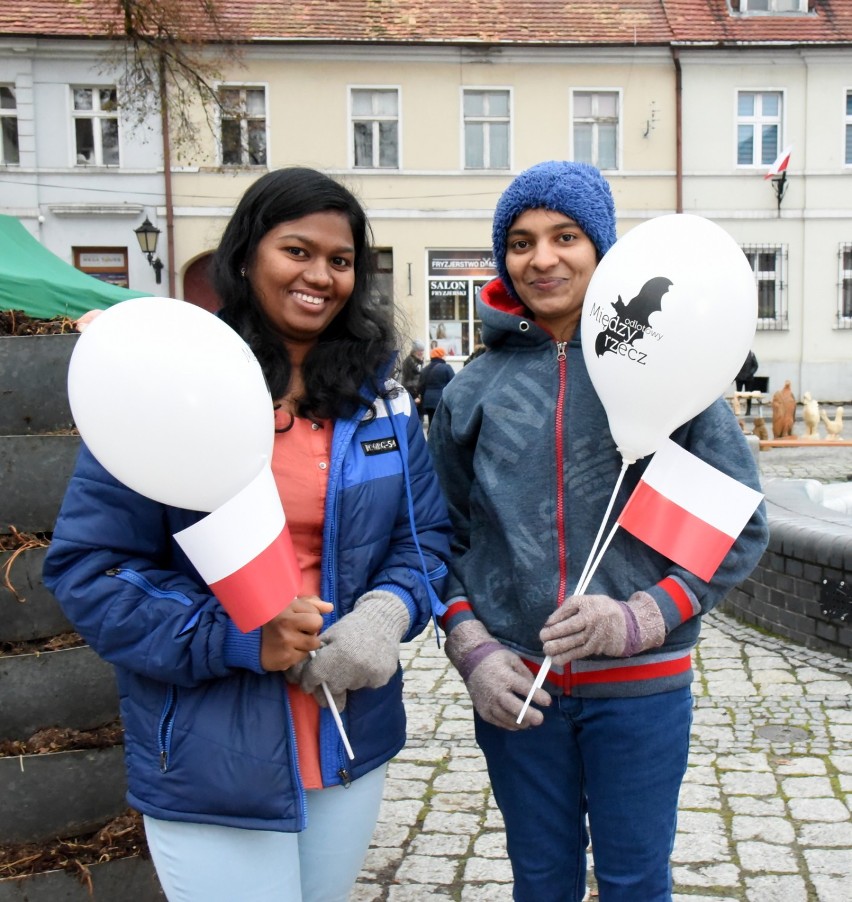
[581,213,758,464]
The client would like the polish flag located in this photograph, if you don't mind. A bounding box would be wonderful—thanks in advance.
[617,439,763,582]
[764,145,792,180]
[174,464,301,632]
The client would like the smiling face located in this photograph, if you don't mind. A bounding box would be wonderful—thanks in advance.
[248,210,356,351]
[504,207,599,341]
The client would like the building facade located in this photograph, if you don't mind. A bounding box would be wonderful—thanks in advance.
[0,37,167,299]
[1,0,850,398]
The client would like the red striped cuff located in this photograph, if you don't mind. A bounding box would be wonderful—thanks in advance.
[440,598,476,634]
[657,576,699,625]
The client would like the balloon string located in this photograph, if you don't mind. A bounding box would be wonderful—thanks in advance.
[516,458,631,726]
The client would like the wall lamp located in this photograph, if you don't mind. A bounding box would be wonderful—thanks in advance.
[134,216,164,284]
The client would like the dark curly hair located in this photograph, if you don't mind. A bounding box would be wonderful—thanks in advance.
[211,167,398,421]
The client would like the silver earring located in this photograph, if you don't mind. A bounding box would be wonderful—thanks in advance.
[239,266,247,278]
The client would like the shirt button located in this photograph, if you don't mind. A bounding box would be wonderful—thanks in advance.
[318,461,328,470]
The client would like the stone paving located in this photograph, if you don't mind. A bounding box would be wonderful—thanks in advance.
[353,445,852,902]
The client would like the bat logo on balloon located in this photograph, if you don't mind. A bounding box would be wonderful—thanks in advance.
[593,276,672,362]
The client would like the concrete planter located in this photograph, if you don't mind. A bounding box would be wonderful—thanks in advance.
[0,747,127,845]
[0,856,165,902]
[0,542,118,742]
[0,547,72,642]
[0,646,119,741]
[0,333,77,435]
[0,333,161,894]
[0,332,80,534]
[0,435,81,533]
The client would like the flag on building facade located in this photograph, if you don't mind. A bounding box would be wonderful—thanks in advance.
[764,145,793,180]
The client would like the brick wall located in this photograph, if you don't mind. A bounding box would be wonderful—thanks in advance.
[721,480,852,660]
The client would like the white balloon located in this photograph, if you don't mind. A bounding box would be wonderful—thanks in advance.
[68,297,273,511]
[581,214,757,464]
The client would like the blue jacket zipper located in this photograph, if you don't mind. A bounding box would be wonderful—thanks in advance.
[554,341,573,696]
[158,686,177,772]
[106,568,194,606]
[320,412,356,787]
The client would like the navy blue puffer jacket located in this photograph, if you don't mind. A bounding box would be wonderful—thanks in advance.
[43,385,451,833]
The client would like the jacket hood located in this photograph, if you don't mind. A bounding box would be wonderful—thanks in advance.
[477,277,555,351]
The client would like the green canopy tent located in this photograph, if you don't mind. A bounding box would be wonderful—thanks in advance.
[0,214,148,319]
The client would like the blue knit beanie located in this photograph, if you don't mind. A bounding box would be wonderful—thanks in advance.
[492,161,617,299]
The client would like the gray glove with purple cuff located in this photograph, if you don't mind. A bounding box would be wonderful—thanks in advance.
[444,619,551,731]
[286,590,410,711]
[540,591,666,664]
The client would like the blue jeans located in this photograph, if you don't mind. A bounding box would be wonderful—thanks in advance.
[475,687,693,902]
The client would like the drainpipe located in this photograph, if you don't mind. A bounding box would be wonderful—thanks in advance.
[159,54,176,298]
[798,49,808,397]
[671,46,683,214]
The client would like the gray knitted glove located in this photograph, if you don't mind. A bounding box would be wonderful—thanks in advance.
[540,591,666,665]
[288,590,410,711]
[445,620,551,731]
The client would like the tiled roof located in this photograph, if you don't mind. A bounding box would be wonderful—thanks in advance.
[664,0,852,44]
[0,1,849,46]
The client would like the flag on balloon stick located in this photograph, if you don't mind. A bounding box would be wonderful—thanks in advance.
[174,464,301,633]
[764,145,792,180]
[617,439,763,582]
[515,438,763,725]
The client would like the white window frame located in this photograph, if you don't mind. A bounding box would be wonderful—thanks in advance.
[0,83,19,165]
[845,89,852,168]
[571,89,621,171]
[349,86,401,170]
[217,83,268,168]
[461,87,512,171]
[742,244,788,330]
[736,89,784,168]
[735,1,809,13]
[839,243,852,328]
[71,85,120,167]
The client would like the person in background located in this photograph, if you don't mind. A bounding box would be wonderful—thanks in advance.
[463,343,486,366]
[736,349,760,415]
[43,167,452,902]
[417,345,454,429]
[427,161,768,901]
[400,338,425,419]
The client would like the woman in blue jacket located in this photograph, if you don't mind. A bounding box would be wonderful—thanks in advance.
[43,167,452,902]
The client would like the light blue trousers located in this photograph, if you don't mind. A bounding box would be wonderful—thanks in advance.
[144,763,387,902]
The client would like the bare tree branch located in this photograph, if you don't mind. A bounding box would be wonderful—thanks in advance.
[100,0,245,157]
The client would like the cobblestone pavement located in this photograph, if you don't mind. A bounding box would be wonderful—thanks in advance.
[353,446,852,902]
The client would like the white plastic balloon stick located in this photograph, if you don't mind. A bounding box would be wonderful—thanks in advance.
[310,650,355,760]
[516,465,629,726]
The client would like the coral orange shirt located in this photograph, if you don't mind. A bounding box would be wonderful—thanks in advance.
[271,410,332,790]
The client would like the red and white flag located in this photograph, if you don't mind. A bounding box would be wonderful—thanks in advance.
[764,145,792,180]
[617,439,763,582]
[174,465,301,632]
